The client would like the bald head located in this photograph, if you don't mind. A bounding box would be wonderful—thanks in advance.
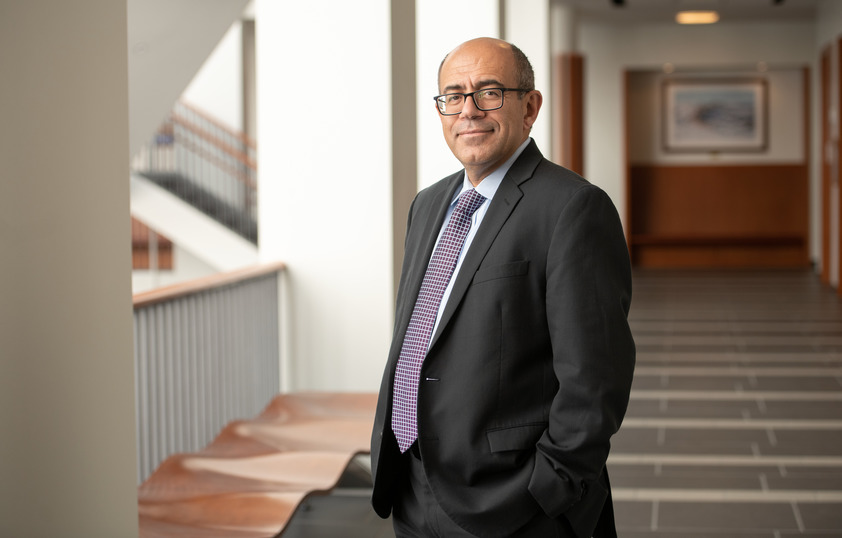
[438,38,534,95]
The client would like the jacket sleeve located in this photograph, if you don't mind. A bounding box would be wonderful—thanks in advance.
[527,184,635,534]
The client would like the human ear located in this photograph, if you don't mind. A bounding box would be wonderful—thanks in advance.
[523,90,543,130]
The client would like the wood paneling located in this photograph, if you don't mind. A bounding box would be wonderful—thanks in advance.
[132,217,173,270]
[630,164,809,268]
[838,39,842,297]
[555,53,584,175]
[822,46,832,284]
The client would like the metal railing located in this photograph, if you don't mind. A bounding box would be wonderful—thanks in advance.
[133,262,284,483]
[131,101,258,243]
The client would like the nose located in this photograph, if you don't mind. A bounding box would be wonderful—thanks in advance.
[460,93,484,118]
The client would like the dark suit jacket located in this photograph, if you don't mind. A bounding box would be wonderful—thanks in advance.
[371,140,635,538]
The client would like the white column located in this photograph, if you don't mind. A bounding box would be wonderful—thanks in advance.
[549,3,581,167]
[0,2,138,536]
[416,0,500,189]
[505,0,552,155]
[256,0,396,391]
[551,2,578,54]
[578,22,627,228]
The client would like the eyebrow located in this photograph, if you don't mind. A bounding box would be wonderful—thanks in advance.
[441,79,506,94]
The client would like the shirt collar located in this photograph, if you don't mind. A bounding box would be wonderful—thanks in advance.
[452,138,532,204]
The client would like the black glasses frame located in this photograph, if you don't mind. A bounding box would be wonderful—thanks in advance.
[433,88,532,116]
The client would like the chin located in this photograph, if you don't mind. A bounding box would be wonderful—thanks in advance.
[456,153,490,168]
[464,145,498,160]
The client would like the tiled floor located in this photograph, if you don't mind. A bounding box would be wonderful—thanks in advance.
[281,269,842,537]
[612,269,842,537]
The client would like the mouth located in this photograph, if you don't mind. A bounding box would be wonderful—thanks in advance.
[457,127,494,137]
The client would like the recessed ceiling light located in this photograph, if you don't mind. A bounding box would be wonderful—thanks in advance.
[676,10,720,24]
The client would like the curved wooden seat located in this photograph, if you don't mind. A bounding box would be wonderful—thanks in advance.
[138,392,377,537]
[258,391,379,421]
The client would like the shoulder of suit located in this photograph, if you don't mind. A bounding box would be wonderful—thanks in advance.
[509,142,591,191]
[526,157,595,195]
[537,158,588,182]
[415,170,463,202]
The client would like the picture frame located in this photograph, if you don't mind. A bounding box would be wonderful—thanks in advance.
[662,78,767,152]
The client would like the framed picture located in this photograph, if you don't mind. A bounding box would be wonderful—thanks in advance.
[662,79,767,152]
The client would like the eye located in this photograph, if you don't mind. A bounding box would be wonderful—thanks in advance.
[446,94,463,104]
[479,89,502,99]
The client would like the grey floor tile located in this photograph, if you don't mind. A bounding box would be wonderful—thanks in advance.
[612,464,776,490]
[765,474,842,491]
[765,431,842,456]
[750,378,842,391]
[650,400,760,419]
[618,529,776,538]
[660,428,770,453]
[657,502,799,531]
[797,503,842,531]
[761,401,842,420]
[614,500,654,530]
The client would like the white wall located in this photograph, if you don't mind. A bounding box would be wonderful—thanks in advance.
[578,22,626,220]
[132,243,219,293]
[256,0,395,392]
[182,21,244,132]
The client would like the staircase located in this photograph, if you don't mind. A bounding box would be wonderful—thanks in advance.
[132,101,257,244]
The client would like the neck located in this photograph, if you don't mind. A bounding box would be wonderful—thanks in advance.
[465,172,486,187]
[464,137,530,186]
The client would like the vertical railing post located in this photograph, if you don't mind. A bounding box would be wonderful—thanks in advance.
[132,263,284,483]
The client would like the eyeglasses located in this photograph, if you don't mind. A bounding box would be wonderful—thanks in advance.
[434,88,531,116]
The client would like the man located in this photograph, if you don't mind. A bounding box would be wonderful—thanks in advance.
[371,37,635,538]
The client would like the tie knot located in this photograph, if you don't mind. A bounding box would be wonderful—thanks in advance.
[455,188,486,218]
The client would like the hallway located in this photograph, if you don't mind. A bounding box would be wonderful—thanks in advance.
[283,269,842,537]
[612,269,842,536]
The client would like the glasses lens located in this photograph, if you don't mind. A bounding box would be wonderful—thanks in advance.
[474,89,503,110]
[438,94,464,115]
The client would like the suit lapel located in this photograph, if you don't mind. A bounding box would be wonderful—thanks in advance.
[428,141,543,351]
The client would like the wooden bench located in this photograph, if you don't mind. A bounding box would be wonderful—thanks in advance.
[138,392,378,537]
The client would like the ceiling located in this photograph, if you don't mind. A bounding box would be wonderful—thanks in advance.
[556,0,820,24]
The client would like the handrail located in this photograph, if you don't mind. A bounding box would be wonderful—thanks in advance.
[179,99,257,151]
[171,112,257,172]
[168,120,257,189]
[133,261,285,308]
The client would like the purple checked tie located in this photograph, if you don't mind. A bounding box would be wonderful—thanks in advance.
[392,188,486,452]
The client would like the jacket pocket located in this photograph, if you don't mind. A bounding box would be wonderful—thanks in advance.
[473,260,529,285]
[486,423,546,453]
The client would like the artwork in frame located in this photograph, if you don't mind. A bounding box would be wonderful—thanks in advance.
[663,79,767,152]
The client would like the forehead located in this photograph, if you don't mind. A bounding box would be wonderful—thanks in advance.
[439,42,517,91]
